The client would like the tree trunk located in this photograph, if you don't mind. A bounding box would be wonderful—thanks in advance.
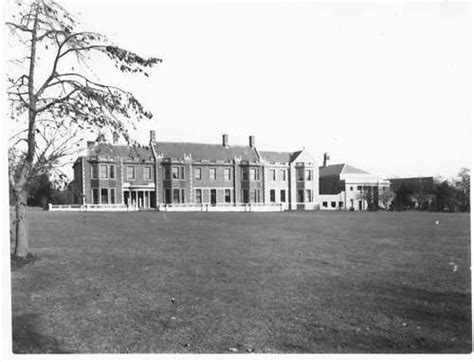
[14,188,29,258]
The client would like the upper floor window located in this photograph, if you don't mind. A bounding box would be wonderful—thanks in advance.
[250,168,260,181]
[144,166,152,180]
[100,165,108,179]
[127,166,135,180]
[242,168,249,181]
[306,170,313,181]
[270,169,276,181]
[297,169,304,181]
[357,186,362,191]
[280,170,286,181]
[109,165,115,179]
[91,164,98,179]
[224,168,231,181]
[164,167,171,180]
[172,166,184,180]
[195,168,202,180]
[210,168,217,180]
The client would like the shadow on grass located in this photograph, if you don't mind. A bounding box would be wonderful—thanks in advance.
[12,314,71,354]
[11,254,39,272]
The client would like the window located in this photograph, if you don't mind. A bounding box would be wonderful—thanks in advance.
[224,168,231,181]
[271,169,276,181]
[195,168,202,180]
[195,189,202,204]
[173,189,180,203]
[110,189,116,204]
[100,165,108,179]
[306,170,313,181]
[357,186,362,191]
[165,189,171,204]
[210,168,217,180]
[144,166,152,180]
[350,186,354,191]
[270,189,276,203]
[306,190,312,202]
[242,189,249,203]
[339,201,344,208]
[242,168,249,181]
[297,169,304,181]
[331,201,337,208]
[225,189,231,203]
[127,166,135,180]
[298,190,304,203]
[210,189,217,205]
[101,188,108,204]
[172,166,185,180]
[280,190,286,202]
[91,164,98,179]
[109,165,115,179]
[323,201,328,207]
[92,188,99,204]
[280,170,286,181]
[250,168,256,180]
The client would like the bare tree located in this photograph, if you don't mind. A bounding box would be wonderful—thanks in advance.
[7,0,161,258]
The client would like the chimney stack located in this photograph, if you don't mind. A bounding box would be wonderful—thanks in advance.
[249,135,256,148]
[222,134,229,147]
[150,130,156,143]
[323,152,330,167]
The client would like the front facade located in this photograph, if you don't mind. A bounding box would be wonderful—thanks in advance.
[319,163,391,211]
[72,132,320,211]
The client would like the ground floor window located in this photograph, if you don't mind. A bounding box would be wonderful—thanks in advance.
[339,201,343,208]
[306,190,312,202]
[298,190,304,203]
[270,189,276,203]
[92,188,99,204]
[195,189,202,204]
[280,190,286,203]
[165,189,171,204]
[331,201,336,208]
[110,189,116,204]
[242,189,249,204]
[101,188,108,204]
[225,189,232,204]
[173,189,185,204]
[323,201,328,207]
[210,189,217,205]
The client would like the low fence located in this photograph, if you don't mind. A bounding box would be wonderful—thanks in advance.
[157,203,286,212]
[48,203,130,212]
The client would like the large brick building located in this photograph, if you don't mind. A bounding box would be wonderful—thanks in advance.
[72,131,320,211]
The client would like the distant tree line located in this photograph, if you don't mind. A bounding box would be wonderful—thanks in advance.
[390,168,470,212]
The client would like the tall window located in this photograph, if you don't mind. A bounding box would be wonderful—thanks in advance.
[297,169,304,181]
[250,168,260,180]
[100,165,108,179]
[242,168,249,181]
[109,165,115,179]
[144,166,152,180]
[91,164,98,179]
[298,190,304,203]
[172,189,185,203]
[280,170,286,181]
[110,189,116,204]
[242,189,249,203]
[101,188,108,204]
[224,168,231,181]
[280,189,286,202]
[195,189,202,204]
[210,168,217,180]
[92,188,99,204]
[306,190,312,202]
[195,168,202,180]
[164,167,171,180]
[270,189,276,203]
[225,189,231,203]
[210,189,217,205]
[127,166,135,180]
[306,170,313,181]
[271,169,276,181]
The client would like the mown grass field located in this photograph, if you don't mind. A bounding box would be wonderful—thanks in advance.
[10,209,471,353]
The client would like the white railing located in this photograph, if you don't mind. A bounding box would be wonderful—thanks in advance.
[158,203,287,212]
[48,203,130,212]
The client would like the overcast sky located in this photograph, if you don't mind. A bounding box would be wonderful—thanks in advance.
[61,0,471,179]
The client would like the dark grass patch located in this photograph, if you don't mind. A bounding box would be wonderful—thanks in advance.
[10,210,472,353]
[11,253,39,271]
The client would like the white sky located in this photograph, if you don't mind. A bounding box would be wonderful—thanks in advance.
[21,1,474,178]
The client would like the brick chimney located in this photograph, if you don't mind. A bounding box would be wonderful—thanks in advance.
[323,152,330,167]
[249,135,256,148]
[150,130,156,143]
[222,134,229,147]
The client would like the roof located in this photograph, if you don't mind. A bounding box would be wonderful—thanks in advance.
[88,143,153,160]
[259,150,301,164]
[152,141,260,162]
[319,163,370,177]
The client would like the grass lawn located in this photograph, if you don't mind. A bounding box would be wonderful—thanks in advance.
[10,209,471,353]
